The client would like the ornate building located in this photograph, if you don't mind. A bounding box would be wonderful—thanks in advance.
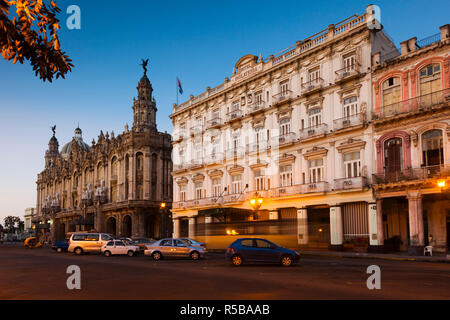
[169,6,396,251]
[34,66,173,242]
[371,24,450,254]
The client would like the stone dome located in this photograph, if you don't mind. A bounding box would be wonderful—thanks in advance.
[61,127,89,159]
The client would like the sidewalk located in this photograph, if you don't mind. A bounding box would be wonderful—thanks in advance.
[297,249,450,263]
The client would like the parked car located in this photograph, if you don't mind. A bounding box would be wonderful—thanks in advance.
[68,232,114,255]
[179,238,206,248]
[144,238,207,260]
[225,238,300,267]
[101,240,139,257]
[132,237,156,251]
[118,237,136,245]
[52,239,69,253]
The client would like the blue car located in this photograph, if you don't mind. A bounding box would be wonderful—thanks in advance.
[225,238,300,267]
[52,239,69,253]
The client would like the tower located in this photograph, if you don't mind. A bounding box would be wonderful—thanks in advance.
[45,126,59,167]
[132,59,157,133]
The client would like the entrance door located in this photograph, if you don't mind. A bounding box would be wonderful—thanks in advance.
[384,138,403,179]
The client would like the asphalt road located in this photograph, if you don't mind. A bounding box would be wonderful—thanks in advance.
[1,244,449,300]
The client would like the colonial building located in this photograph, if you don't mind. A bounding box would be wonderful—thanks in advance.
[34,67,173,242]
[371,25,450,254]
[170,6,396,250]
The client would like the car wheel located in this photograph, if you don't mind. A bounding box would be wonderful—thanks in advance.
[74,247,83,255]
[231,254,243,266]
[152,251,162,261]
[190,251,200,260]
[281,255,293,267]
[56,247,63,253]
[104,250,111,257]
[127,250,134,257]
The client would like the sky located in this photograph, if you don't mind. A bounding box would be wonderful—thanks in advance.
[0,0,449,223]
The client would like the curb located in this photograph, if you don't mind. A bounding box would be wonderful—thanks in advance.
[299,252,450,263]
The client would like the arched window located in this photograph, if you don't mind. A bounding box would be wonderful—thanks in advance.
[110,157,118,202]
[382,77,401,113]
[135,153,144,200]
[384,138,403,175]
[152,154,157,200]
[419,64,441,96]
[125,155,129,200]
[96,162,103,183]
[422,129,443,167]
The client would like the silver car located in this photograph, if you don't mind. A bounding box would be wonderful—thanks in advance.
[144,238,207,261]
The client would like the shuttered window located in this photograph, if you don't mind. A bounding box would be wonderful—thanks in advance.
[342,202,369,239]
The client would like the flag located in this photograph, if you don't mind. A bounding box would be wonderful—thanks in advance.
[177,77,183,95]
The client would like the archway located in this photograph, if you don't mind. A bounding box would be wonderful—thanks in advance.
[123,215,132,237]
[106,217,117,236]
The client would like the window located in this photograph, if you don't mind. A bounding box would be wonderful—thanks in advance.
[115,241,125,246]
[106,241,114,246]
[102,234,113,241]
[232,101,240,112]
[254,127,264,144]
[232,174,242,194]
[344,152,361,178]
[309,159,324,183]
[160,239,173,246]
[382,77,401,107]
[422,130,443,167]
[308,107,322,127]
[195,144,202,161]
[343,53,356,72]
[255,239,273,248]
[309,68,320,84]
[280,80,289,95]
[85,234,99,241]
[211,109,220,120]
[254,169,266,191]
[420,64,441,97]
[280,165,293,187]
[174,239,186,247]
[179,185,186,201]
[241,239,254,247]
[232,133,240,149]
[280,118,291,136]
[255,91,263,107]
[343,96,358,117]
[384,138,403,174]
[212,178,222,197]
[195,181,205,199]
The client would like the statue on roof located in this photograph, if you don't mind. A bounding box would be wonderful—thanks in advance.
[141,58,149,76]
[51,125,56,136]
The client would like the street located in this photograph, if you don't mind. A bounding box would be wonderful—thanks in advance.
[0,244,449,300]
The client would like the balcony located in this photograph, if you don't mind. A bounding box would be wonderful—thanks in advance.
[373,88,450,120]
[271,132,297,147]
[272,90,293,105]
[269,184,301,198]
[204,152,224,164]
[206,117,222,129]
[225,147,245,159]
[373,165,450,184]
[185,197,218,208]
[248,100,267,114]
[299,123,328,140]
[334,63,361,82]
[299,181,329,193]
[334,176,367,190]
[247,141,269,154]
[223,193,245,203]
[188,158,205,169]
[333,113,363,131]
[226,109,243,122]
[301,78,324,94]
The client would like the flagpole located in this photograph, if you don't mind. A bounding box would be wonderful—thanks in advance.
[176,77,179,105]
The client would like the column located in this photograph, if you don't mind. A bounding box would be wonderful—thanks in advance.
[94,205,103,232]
[297,208,308,245]
[329,205,343,250]
[173,218,180,238]
[368,201,384,248]
[407,191,424,248]
[188,217,196,238]
[130,154,135,199]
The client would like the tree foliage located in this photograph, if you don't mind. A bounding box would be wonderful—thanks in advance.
[3,216,21,233]
[0,0,73,82]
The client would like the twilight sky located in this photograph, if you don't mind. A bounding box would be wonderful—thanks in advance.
[0,0,448,223]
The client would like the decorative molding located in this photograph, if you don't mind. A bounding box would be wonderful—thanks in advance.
[303,147,328,160]
[277,153,296,165]
[336,138,366,153]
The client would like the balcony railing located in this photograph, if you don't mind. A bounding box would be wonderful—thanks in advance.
[248,100,267,113]
[334,176,367,190]
[272,90,293,105]
[301,78,324,93]
[269,184,301,198]
[190,125,203,135]
[225,147,245,159]
[271,132,297,146]
[204,152,224,164]
[299,181,329,193]
[223,193,245,203]
[247,141,269,153]
[333,113,363,130]
[373,165,450,184]
[206,117,222,128]
[335,63,361,80]
[226,109,243,122]
[373,88,450,120]
[299,123,328,140]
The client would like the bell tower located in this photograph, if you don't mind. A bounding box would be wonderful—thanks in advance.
[132,59,157,133]
[45,125,59,167]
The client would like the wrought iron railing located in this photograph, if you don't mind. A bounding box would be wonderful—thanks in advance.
[333,113,363,130]
[272,90,293,104]
[335,62,361,80]
[334,176,367,190]
[299,123,328,140]
[301,78,324,93]
[373,165,450,184]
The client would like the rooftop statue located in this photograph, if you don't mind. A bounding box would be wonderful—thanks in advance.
[141,58,149,76]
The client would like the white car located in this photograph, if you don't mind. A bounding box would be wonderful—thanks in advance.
[101,240,139,257]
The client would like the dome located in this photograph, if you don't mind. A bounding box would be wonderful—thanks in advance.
[61,127,89,159]
[138,74,151,87]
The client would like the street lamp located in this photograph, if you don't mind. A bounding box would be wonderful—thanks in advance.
[249,195,264,211]
[437,179,446,188]
[160,202,167,209]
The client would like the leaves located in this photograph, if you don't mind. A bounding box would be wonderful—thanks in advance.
[0,0,73,82]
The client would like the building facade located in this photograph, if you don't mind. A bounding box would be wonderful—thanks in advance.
[24,207,35,232]
[371,25,450,254]
[34,69,173,242]
[170,6,397,251]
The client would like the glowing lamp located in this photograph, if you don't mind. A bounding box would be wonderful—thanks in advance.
[437,179,446,188]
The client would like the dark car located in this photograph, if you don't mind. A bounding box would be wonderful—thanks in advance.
[225,238,300,267]
[52,239,69,253]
